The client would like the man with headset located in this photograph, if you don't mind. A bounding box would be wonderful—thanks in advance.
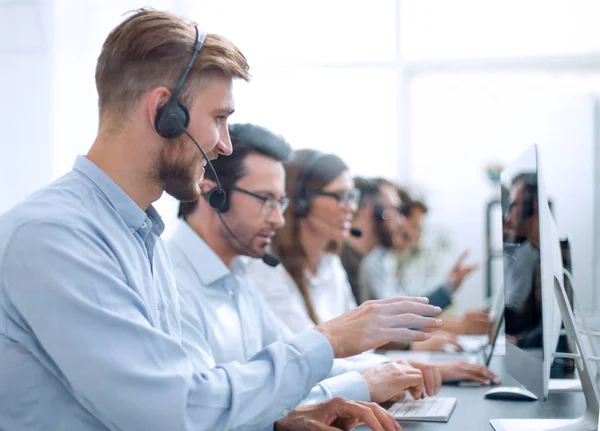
[170,123,442,409]
[0,9,443,431]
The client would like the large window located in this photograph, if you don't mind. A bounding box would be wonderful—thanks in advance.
[47,0,600,310]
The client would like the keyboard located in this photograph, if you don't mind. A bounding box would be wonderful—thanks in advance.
[388,397,457,422]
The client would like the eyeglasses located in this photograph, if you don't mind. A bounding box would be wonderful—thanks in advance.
[231,186,289,216]
[309,188,361,208]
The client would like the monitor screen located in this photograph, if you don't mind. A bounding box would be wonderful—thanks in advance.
[501,159,543,359]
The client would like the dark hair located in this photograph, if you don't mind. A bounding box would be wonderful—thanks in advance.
[511,172,538,219]
[271,149,349,324]
[391,184,428,218]
[178,123,292,218]
[353,176,380,209]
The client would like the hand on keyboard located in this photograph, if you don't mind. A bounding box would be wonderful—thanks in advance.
[361,362,426,403]
[401,360,443,396]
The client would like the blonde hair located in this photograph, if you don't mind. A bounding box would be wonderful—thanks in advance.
[95,8,250,118]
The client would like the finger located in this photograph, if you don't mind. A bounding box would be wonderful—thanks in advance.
[448,339,464,352]
[384,301,443,318]
[359,402,400,431]
[309,421,343,431]
[460,364,492,384]
[465,264,479,272]
[390,390,407,402]
[478,365,502,384]
[403,374,424,399]
[407,384,423,400]
[341,403,385,431]
[423,366,436,397]
[409,363,434,397]
[461,373,490,385]
[384,327,433,343]
[433,367,443,395]
[384,313,444,330]
[369,296,430,305]
[471,312,491,321]
[453,251,468,268]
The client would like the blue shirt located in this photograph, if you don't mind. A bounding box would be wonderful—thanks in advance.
[0,156,333,431]
[167,220,370,404]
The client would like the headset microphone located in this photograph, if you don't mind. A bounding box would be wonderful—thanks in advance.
[153,23,226,211]
[180,128,226,210]
[310,214,362,238]
[216,212,281,267]
[350,227,362,238]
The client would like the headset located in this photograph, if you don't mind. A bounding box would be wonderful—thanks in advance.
[522,192,536,220]
[293,151,327,218]
[154,23,226,211]
[292,151,362,237]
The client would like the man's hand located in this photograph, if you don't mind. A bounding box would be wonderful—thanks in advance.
[437,361,501,385]
[274,397,401,431]
[447,251,478,292]
[409,330,463,352]
[361,363,425,403]
[403,360,443,397]
[315,297,443,358]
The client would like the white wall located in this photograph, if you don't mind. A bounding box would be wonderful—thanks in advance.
[0,0,54,214]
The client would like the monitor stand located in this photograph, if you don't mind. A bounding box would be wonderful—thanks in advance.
[490,274,599,431]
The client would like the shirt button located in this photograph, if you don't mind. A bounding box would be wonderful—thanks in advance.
[141,222,148,229]
[282,408,289,417]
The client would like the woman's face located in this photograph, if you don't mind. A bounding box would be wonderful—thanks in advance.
[304,170,359,242]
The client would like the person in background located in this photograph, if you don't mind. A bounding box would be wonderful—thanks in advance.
[392,186,492,336]
[346,178,490,336]
[0,9,442,431]
[247,151,500,386]
[170,123,437,407]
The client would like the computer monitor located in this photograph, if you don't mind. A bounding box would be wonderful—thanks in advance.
[500,144,563,400]
[491,144,599,430]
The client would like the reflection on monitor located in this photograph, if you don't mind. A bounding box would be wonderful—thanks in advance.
[503,169,543,354]
[500,145,562,400]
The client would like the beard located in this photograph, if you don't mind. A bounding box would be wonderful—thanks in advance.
[157,137,203,202]
[219,216,271,258]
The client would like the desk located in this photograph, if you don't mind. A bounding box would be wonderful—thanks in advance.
[355,357,584,430]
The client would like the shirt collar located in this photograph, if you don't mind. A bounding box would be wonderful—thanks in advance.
[171,218,230,286]
[73,155,164,235]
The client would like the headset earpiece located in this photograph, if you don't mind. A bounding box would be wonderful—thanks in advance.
[293,151,327,218]
[522,196,535,220]
[155,99,190,139]
[207,187,228,212]
[294,197,310,218]
[201,188,228,212]
[154,24,204,140]
[373,203,385,221]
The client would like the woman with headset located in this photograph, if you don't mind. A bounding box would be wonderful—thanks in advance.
[247,149,360,332]
[246,149,501,386]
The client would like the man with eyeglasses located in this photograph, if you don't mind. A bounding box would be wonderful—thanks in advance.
[169,123,444,410]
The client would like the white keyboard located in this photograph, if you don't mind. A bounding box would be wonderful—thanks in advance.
[388,397,457,422]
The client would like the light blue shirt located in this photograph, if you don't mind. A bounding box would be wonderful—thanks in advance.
[0,156,334,431]
[167,220,371,404]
